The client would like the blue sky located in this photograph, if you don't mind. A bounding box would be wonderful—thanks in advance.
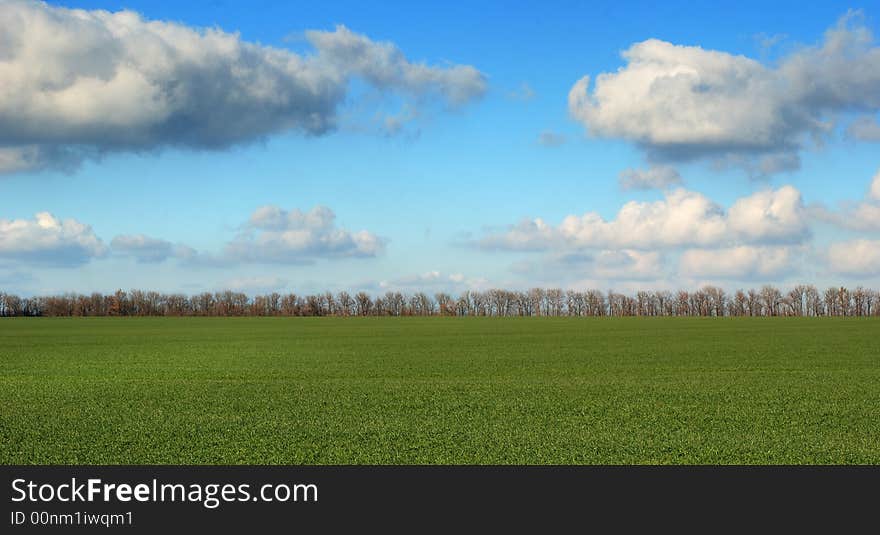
[2,0,880,295]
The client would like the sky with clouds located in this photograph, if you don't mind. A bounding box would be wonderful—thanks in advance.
[2,0,880,296]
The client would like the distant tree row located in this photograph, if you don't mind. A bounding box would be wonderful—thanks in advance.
[1,285,879,318]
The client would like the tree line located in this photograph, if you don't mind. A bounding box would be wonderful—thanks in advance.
[1,285,879,318]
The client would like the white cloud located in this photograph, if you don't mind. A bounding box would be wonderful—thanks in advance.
[827,239,880,276]
[872,169,880,201]
[0,1,486,174]
[726,186,809,243]
[818,202,880,232]
[679,246,799,280]
[618,165,682,190]
[847,115,880,141]
[537,131,566,147]
[0,212,106,266]
[479,186,808,251]
[510,249,668,285]
[305,26,486,107]
[568,12,880,174]
[755,32,787,52]
[810,168,880,231]
[110,234,194,263]
[1,205,382,268]
[590,250,664,280]
[224,205,385,263]
[508,82,536,101]
[379,270,443,288]
[377,271,488,292]
[220,276,288,294]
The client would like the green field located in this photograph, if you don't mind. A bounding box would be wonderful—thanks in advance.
[1,317,878,464]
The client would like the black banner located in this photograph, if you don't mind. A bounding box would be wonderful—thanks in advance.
[2,466,876,532]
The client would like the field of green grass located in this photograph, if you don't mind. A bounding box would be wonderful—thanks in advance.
[1,317,878,464]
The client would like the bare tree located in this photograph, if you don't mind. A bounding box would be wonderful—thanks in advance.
[435,293,453,316]
[759,286,782,316]
[355,292,373,316]
[337,292,353,316]
[2,283,877,318]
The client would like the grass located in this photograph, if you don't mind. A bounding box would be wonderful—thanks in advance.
[1,317,878,464]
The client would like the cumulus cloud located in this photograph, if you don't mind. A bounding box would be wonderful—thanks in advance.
[568,12,880,174]
[380,270,446,288]
[304,26,486,107]
[349,271,491,295]
[846,115,880,141]
[618,165,683,190]
[376,271,488,292]
[1,205,382,268]
[224,205,385,263]
[511,249,667,285]
[0,212,106,266]
[810,168,880,231]
[872,169,880,201]
[508,82,536,101]
[110,234,195,263]
[0,269,34,284]
[589,250,664,280]
[220,276,288,294]
[0,1,486,174]
[755,32,788,53]
[478,186,808,251]
[815,202,880,232]
[827,239,880,276]
[537,131,566,147]
[679,246,799,280]
[726,186,810,243]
